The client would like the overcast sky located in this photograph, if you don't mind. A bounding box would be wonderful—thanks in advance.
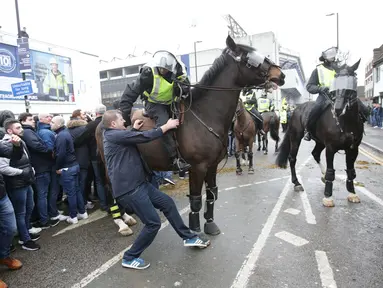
[1,0,382,85]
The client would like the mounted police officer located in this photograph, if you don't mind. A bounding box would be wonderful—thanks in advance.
[240,88,265,135]
[304,47,369,141]
[257,92,273,113]
[120,51,191,172]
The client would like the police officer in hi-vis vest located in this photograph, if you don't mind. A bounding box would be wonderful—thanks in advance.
[120,51,191,172]
[304,47,369,141]
[240,88,265,135]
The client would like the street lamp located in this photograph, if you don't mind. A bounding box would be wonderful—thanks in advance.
[194,41,202,82]
[326,13,339,49]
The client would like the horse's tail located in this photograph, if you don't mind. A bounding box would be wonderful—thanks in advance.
[269,114,280,142]
[275,125,291,168]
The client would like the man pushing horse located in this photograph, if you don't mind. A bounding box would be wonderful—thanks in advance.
[102,110,210,270]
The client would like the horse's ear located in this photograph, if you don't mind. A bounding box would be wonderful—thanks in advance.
[349,58,361,72]
[226,35,237,51]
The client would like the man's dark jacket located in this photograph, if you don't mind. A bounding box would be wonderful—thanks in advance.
[0,141,22,199]
[103,127,163,199]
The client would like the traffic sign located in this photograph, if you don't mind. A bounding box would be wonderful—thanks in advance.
[11,80,33,97]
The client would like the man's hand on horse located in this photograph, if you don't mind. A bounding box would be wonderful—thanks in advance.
[133,119,144,130]
[161,118,180,133]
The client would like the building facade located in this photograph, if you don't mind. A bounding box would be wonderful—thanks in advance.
[364,57,374,102]
[372,45,383,104]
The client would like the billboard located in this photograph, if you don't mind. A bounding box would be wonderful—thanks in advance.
[0,42,74,102]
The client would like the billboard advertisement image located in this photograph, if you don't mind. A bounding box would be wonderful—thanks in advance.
[0,42,74,102]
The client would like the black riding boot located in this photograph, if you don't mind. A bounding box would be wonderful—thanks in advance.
[304,100,324,141]
[163,133,191,172]
[250,109,265,135]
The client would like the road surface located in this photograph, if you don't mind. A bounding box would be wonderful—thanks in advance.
[1,131,383,288]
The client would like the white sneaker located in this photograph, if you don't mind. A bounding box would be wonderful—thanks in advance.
[66,217,78,224]
[77,212,89,220]
[51,214,69,221]
[85,201,94,210]
[28,227,42,234]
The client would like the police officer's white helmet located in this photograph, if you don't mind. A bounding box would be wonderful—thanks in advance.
[319,47,338,62]
[152,51,178,73]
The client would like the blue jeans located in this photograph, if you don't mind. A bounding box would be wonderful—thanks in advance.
[35,171,50,224]
[79,169,89,203]
[0,195,17,259]
[91,161,107,209]
[8,186,34,242]
[117,181,196,261]
[59,164,85,218]
[152,171,173,187]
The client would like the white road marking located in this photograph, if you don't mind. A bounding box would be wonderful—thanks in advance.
[254,181,266,184]
[239,184,252,188]
[225,187,237,191]
[315,251,338,288]
[284,208,301,215]
[71,195,207,288]
[230,155,312,288]
[269,178,281,182]
[53,210,108,237]
[297,175,317,225]
[274,231,309,247]
[337,175,383,207]
[282,176,289,179]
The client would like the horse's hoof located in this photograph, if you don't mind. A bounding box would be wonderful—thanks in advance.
[294,185,304,192]
[257,148,261,151]
[204,221,221,235]
[248,168,254,174]
[115,219,133,236]
[236,169,242,175]
[322,197,335,207]
[122,213,137,226]
[321,176,325,184]
[347,193,361,203]
[264,151,268,155]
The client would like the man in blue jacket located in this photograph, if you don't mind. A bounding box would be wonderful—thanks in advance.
[102,110,210,270]
[51,116,87,224]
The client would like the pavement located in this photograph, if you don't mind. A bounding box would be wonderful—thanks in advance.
[362,124,383,154]
[1,133,383,288]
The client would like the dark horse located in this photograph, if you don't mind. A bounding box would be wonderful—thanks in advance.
[97,35,285,235]
[276,59,363,207]
[233,98,258,175]
[257,111,280,154]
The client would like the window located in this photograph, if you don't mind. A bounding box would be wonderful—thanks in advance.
[376,67,381,82]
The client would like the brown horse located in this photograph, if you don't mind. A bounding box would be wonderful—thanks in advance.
[97,35,285,236]
[233,99,258,175]
[257,111,280,154]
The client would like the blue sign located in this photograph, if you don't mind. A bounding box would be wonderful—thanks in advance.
[11,80,33,97]
[17,38,32,73]
[0,44,19,77]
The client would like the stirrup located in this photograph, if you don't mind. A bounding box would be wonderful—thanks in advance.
[173,158,191,172]
[303,131,311,141]
[259,129,266,135]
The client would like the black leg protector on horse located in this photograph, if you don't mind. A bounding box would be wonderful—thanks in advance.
[324,168,335,198]
[235,152,242,173]
[203,186,220,235]
[346,168,356,193]
[204,186,218,222]
[188,195,202,232]
[248,152,254,168]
